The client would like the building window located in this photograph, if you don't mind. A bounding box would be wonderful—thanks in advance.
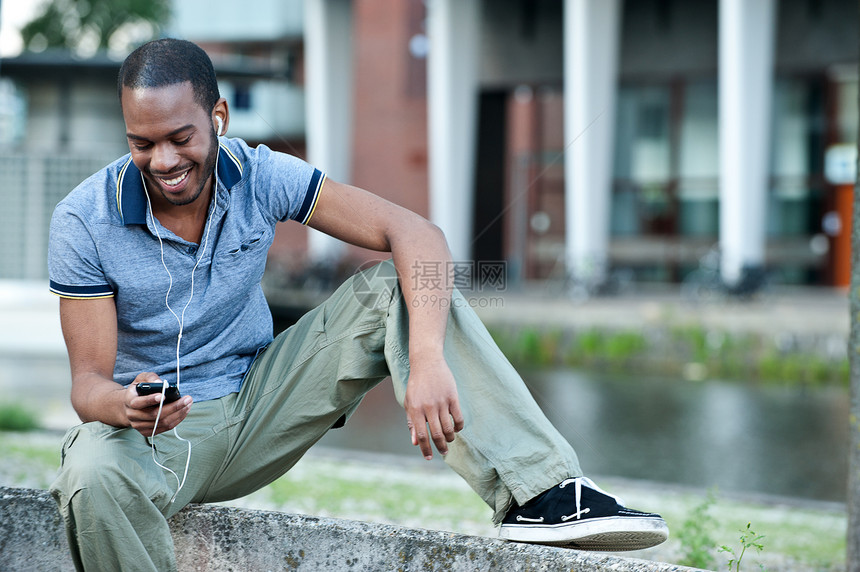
[678,80,719,238]
[613,84,673,238]
[233,83,253,111]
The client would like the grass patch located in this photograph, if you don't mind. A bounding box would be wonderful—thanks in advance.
[0,402,41,432]
[649,488,846,571]
[223,454,495,537]
[487,324,850,387]
[0,431,62,489]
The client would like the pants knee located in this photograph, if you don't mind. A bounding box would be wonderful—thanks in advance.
[349,259,401,312]
[57,453,118,492]
[52,425,165,511]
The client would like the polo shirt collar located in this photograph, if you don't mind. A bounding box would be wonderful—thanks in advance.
[116,142,243,225]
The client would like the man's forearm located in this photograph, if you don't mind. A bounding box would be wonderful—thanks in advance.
[71,373,131,427]
[390,221,453,367]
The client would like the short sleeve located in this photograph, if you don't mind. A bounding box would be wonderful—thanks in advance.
[250,143,325,225]
[48,203,115,299]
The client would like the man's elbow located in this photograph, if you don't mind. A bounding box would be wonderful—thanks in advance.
[417,217,448,246]
[386,213,447,250]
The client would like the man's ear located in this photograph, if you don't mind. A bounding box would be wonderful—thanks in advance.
[212,98,229,136]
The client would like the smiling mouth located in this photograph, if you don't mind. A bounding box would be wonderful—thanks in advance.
[156,169,190,188]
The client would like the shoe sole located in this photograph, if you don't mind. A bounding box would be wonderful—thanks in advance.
[499,516,669,552]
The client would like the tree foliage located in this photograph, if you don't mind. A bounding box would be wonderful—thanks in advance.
[20,0,170,56]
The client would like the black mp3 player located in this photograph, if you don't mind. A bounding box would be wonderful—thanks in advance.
[136,380,181,403]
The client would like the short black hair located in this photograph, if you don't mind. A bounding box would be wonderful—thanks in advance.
[118,38,220,111]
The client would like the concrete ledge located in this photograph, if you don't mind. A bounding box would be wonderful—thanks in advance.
[0,486,696,571]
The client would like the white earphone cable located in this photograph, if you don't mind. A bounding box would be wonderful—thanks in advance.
[141,142,220,503]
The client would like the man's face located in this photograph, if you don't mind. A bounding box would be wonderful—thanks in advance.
[121,82,218,208]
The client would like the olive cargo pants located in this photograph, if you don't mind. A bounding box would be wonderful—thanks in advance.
[50,261,581,571]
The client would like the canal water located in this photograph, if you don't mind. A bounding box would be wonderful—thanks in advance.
[319,368,850,503]
[525,369,849,503]
[2,355,848,503]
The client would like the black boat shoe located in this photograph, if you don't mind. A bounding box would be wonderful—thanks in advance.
[499,477,669,551]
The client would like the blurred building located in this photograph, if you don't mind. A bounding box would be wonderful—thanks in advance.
[0,52,125,279]
[175,0,858,289]
[1,0,857,290]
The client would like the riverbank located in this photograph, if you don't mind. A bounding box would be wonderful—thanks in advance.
[0,429,846,570]
[2,279,850,385]
[471,284,850,386]
[269,280,852,385]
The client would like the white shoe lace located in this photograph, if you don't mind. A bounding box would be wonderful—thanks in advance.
[558,476,625,522]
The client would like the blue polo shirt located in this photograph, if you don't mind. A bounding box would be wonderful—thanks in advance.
[48,137,325,402]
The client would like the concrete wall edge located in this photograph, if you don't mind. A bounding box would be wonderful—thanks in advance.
[0,486,697,571]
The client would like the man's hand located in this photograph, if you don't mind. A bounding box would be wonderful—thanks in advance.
[306,179,464,459]
[126,372,193,437]
[403,359,465,460]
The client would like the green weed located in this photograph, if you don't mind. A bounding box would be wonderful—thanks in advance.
[720,522,766,571]
[516,328,559,366]
[604,331,647,361]
[676,490,718,569]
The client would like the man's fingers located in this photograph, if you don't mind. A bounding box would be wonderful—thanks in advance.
[415,425,432,460]
[160,397,192,430]
[451,401,465,432]
[406,415,418,446]
[131,396,192,436]
[406,397,464,461]
[427,416,449,456]
[441,422,455,441]
[438,399,464,444]
[425,403,463,457]
[406,408,434,460]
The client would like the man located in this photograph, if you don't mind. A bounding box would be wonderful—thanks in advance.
[48,39,668,571]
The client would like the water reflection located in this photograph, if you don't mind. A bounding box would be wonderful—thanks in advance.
[2,354,847,503]
[319,369,849,503]
[520,370,848,502]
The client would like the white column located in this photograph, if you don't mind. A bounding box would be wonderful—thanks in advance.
[427,0,480,262]
[564,0,621,284]
[719,0,776,285]
[304,0,353,261]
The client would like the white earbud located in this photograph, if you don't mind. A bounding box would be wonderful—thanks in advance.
[215,116,224,136]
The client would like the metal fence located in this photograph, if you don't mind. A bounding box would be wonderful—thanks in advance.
[0,152,119,279]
